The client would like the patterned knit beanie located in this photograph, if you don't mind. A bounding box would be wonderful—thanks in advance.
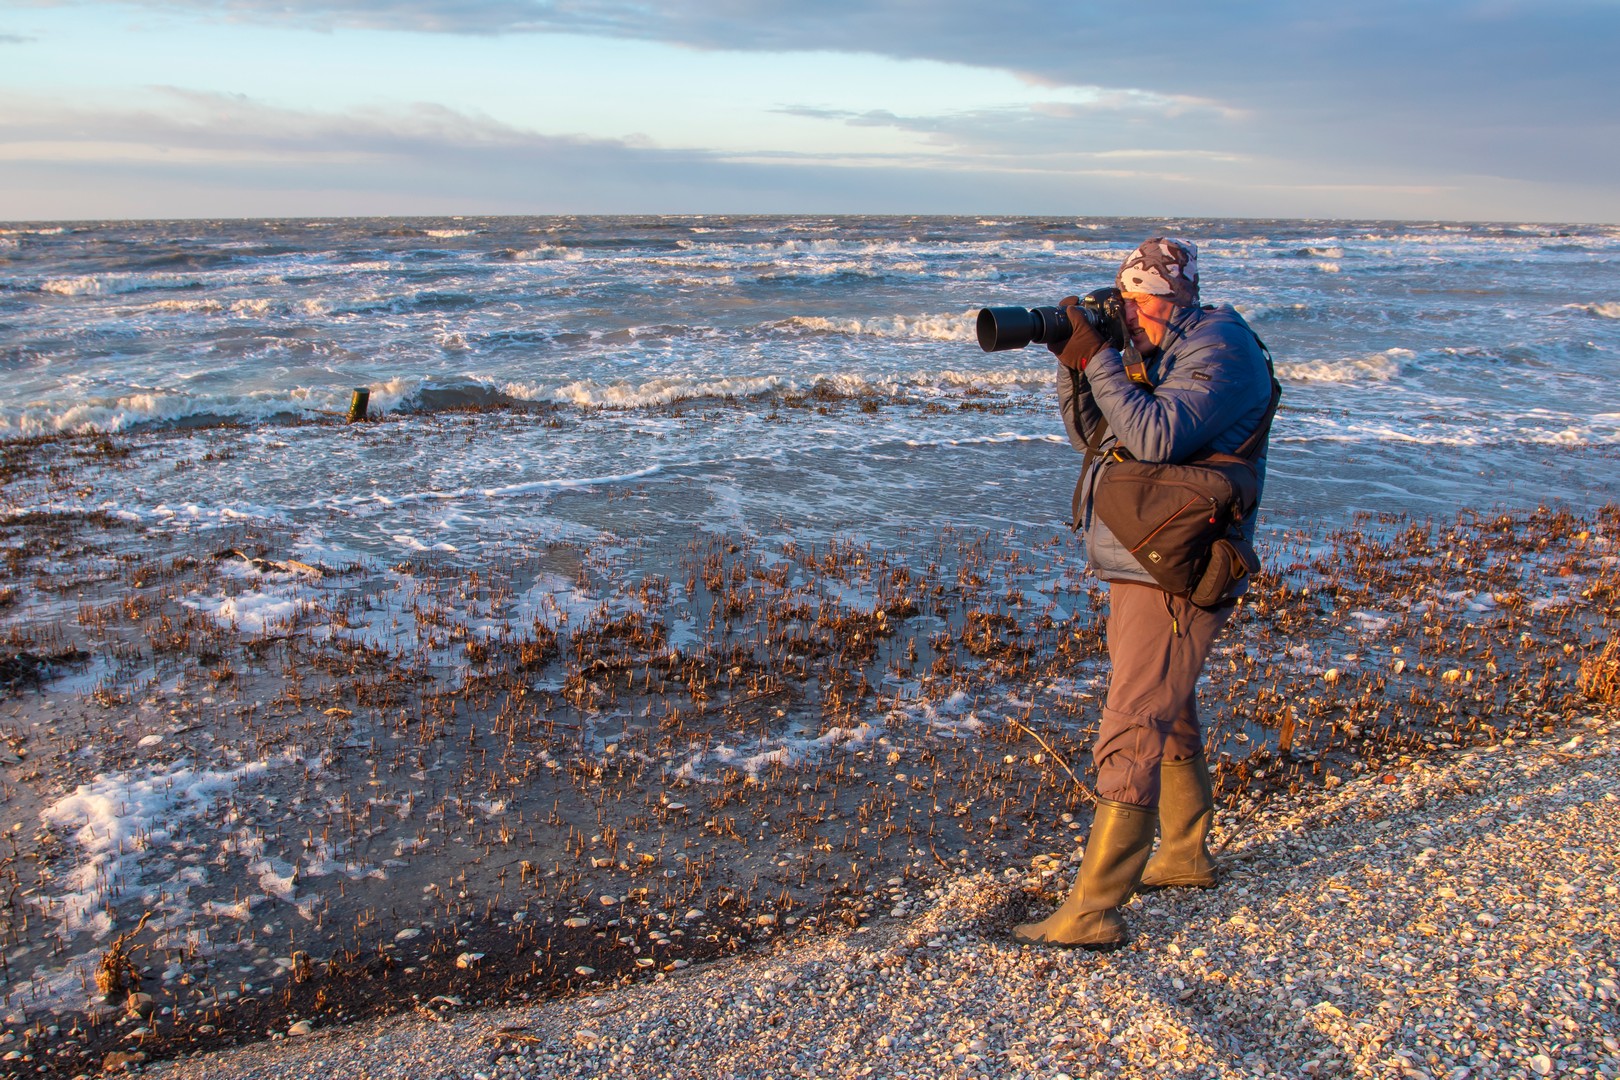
[1116,237,1199,305]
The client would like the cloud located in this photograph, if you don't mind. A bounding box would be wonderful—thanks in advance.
[772,102,1249,169]
[40,0,1614,191]
[0,87,1117,216]
[5,85,1602,222]
[0,88,730,206]
[0,33,38,43]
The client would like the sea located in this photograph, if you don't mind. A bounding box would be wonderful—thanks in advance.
[3,215,1618,564]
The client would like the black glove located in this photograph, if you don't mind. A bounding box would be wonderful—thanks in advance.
[1048,295,1104,371]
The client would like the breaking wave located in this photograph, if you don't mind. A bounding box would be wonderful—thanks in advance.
[780,312,977,342]
[1275,350,1407,383]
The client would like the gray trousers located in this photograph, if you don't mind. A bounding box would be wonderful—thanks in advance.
[1094,581,1233,807]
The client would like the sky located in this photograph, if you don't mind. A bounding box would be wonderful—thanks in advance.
[2,0,1618,222]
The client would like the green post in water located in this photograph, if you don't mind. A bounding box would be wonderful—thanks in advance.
[348,388,370,423]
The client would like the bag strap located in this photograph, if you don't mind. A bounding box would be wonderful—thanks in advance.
[1228,376,1283,464]
[1071,403,1110,530]
[1067,328,1282,528]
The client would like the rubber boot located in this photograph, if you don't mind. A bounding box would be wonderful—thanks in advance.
[1012,799,1155,950]
[1139,752,1217,889]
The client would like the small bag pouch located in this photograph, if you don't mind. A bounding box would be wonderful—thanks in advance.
[1090,455,1257,598]
[1189,535,1261,608]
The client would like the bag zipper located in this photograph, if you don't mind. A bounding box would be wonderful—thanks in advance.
[1129,494,1216,554]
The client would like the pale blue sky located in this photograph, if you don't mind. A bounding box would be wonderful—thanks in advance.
[3,0,1617,221]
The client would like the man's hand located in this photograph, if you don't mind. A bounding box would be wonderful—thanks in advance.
[1049,295,1104,371]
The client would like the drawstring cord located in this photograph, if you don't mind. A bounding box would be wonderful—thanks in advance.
[1163,590,1182,638]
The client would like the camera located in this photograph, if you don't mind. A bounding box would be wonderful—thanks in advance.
[976,287,1127,353]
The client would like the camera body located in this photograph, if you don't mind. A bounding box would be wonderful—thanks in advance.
[976,287,1127,354]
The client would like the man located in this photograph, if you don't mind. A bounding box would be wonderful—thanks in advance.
[1014,237,1275,949]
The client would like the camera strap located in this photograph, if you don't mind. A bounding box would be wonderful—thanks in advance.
[1121,343,1153,387]
[1117,306,1153,386]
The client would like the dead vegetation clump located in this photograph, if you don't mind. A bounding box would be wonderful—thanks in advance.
[94,912,152,1001]
[1578,639,1620,706]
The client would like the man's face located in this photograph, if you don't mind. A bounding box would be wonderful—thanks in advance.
[1122,292,1176,353]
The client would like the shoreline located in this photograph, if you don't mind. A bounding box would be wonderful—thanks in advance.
[145,712,1620,1080]
[0,484,1615,1077]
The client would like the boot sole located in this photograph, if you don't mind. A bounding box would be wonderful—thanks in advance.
[1137,878,1216,892]
[1012,932,1129,952]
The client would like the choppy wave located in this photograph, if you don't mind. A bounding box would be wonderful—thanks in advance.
[489,245,583,262]
[2,389,304,437]
[3,216,1617,486]
[1237,302,1311,322]
[38,273,205,296]
[1275,350,1407,383]
[512,366,1051,409]
[781,312,976,342]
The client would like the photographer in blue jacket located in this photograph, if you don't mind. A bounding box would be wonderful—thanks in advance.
[1014,237,1275,949]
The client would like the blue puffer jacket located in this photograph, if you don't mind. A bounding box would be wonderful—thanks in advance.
[1058,302,1274,587]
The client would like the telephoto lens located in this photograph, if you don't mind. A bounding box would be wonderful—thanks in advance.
[975,306,1070,352]
[975,289,1126,353]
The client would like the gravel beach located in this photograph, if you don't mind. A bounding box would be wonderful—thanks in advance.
[147,713,1620,1080]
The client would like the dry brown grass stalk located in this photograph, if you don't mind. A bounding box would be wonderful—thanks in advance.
[1577,639,1619,706]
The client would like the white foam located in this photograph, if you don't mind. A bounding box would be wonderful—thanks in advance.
[41,276,101,296]
[1574,301,1620,319]
[782,311,977,342]
[899,690,986,737]
[38,752,297,937]
[39,272,203,296]
[0,388,325,437]
[505,365,1051,410]
[134,298,225,315]
[186,589,312,634]
[1276,350,1407,384]
[673,720,881,782]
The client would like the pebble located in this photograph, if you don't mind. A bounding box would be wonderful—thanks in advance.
[149,721,1620,1080]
